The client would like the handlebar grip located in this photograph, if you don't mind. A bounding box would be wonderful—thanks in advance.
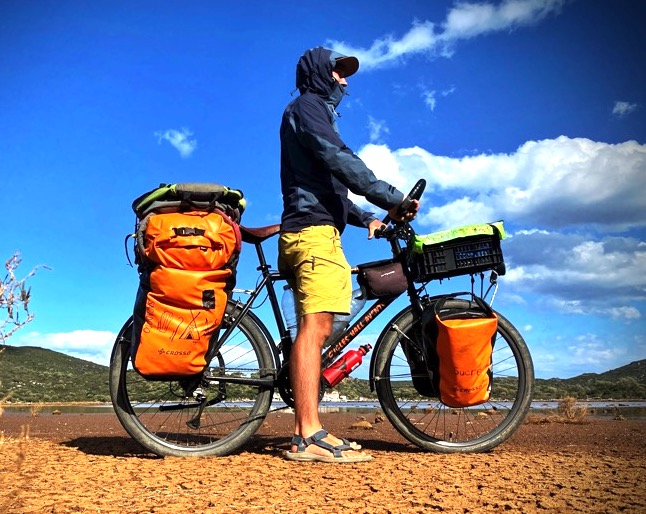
[381,179,426,225]
[408,179,426,201]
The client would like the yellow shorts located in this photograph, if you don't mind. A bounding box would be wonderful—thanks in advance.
[278,225,351,316]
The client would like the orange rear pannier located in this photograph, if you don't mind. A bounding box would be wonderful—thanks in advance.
[129,183,244,380]
[140,211,239,270]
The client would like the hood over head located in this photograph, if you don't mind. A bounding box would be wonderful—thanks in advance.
[295,47,359,102]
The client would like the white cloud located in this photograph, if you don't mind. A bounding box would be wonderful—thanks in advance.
[367,116,390,143]
[503,231,645,318]
[612,101,638,117]
[441,0,565,41]
[567,333,628,366]
[422,89,436,111]
[330,20,437,70]
[548,299,642,320]
[328,0,565,69]
[354,137,646,322]
[155,127,197,157]
[356,137,646,232]
[530,331,645,378]
[353,144,408,191]
[14,330,116,366]
[421,196,495,228]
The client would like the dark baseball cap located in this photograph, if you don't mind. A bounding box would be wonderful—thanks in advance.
[330,50,359,78]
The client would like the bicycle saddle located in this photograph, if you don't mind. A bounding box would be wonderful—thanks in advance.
[240,224,281,244]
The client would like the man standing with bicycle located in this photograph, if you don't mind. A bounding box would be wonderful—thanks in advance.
[279,46,419,463]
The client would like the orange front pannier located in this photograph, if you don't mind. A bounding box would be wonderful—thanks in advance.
[425,294,498,408]
[435,314,497,408]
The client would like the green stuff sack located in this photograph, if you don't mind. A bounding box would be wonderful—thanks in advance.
[132,183,245,220]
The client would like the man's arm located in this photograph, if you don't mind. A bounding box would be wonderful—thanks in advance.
[294,96,404,211]
[346,201,376,228]
[347,197,420,237]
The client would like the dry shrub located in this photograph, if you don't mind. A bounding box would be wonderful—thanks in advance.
[30,403,44,417]
[1,252,49,343]
[557,396,589,423]
[524,397,590,425]
[525,413,565,424]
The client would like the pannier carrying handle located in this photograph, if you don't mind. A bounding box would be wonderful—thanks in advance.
[433,292,495,319]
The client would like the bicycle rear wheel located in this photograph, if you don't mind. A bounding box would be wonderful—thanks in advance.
[109,301,276,457]
[373,300,534,453]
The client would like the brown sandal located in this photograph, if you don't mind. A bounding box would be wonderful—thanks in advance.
[284,429,372,463]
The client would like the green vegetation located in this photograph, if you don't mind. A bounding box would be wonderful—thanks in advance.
[333,377,377,400]
[0,345,110,403]
[334,361,646,402]
[1,344,644,403]
[533,360,646,400]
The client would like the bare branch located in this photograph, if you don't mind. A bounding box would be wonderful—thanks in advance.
[1,251,50,343]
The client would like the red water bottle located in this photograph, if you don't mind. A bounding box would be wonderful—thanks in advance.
[322,344,372,387]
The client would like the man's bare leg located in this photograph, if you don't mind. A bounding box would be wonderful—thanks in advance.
[289,312,367,458]
[291,312,331,440]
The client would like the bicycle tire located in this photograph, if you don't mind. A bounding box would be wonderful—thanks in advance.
[373,300,534,453]
[109,300,276,457]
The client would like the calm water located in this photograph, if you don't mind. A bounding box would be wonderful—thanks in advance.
[319,400,646,420]
[2,400,645,419]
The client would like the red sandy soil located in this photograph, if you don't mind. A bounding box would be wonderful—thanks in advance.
[1,409,645,513]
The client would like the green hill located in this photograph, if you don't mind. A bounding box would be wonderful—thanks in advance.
[0,345,110,403]
[1,344,644,403]
[533,360,646,400]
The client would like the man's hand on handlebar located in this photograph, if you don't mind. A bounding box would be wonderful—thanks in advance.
[388,197,420,223]
[368,197,421,239]
[368,218,387,239]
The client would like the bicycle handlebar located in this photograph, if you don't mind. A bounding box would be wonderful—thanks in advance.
[408,179,427,202]
[376,179,426,239]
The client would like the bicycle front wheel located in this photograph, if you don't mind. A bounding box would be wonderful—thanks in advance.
[109,301,276,457]
[373,301,534,453]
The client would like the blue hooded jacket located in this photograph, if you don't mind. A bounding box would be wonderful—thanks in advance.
[280,47,404,234]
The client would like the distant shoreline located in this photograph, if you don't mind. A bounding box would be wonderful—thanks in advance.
[0,401,109,407]
[2,399,645,406]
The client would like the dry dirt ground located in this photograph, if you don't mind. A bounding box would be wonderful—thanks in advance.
[1,409,644,513]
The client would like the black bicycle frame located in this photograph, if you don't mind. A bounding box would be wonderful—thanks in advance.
[321,255,426,368]
[320,297,396,368]
[216,268,398,371]
[213,227,424,379]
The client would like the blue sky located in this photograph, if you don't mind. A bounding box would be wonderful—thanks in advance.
[1,0,644,379]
